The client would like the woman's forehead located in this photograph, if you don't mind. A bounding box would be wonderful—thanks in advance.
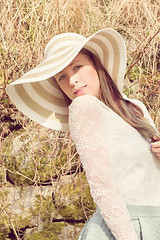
[55,52,91,75]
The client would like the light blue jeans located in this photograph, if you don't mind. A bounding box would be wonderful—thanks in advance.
[78,206,160,240]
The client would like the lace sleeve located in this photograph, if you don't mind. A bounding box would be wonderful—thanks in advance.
[69,95,138,240]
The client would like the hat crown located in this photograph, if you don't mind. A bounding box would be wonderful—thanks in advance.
[44,32,86,59]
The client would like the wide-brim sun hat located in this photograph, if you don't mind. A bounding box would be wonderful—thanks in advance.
[6,28,127,131]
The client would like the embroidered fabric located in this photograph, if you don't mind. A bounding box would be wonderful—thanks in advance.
[69,95,139,240]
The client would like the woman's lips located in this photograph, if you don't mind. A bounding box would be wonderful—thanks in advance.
[74,85,87,95]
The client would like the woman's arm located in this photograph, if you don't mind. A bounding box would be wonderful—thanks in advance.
[69,95,138,240]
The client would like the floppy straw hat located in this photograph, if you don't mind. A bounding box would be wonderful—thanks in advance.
[6,28,127,131]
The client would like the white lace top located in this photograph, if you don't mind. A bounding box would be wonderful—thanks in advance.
[69,95,160,240]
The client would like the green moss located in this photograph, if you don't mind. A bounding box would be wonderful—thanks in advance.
[29,194,57,225]
[0,167,6,186]
[26,222,66,240]
[53,139,78,175]
[0,187,34,239]
[14,215,32,230]
[25,176,93,238]
[57,174,96,220]
[0,223,10,240]
[1,129,94,238]
[2,128,78,185]
[0,189,11,239]
[25,221,82,240]
[2,129,52,185]
[26,196,69,240]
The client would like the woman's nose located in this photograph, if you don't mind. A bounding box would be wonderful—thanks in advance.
[69,74,79,85]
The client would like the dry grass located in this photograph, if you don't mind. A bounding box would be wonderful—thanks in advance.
[0,0,160,238]
[0,0,159,127]
[100,0,160,127]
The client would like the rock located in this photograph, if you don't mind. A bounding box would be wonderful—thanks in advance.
[1,125,95,239]
[2,127,78,185]
[0,173,94,239]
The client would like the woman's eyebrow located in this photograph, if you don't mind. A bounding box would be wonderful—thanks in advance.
[69,60,79,67]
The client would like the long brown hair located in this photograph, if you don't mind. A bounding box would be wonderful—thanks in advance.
[80,48,159,140]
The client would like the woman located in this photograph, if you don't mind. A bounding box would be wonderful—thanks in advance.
[6,29,160,239]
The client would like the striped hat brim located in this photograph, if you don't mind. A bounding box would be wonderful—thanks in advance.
[6,28,127,131]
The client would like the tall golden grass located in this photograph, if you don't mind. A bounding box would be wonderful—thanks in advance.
[0,0,159,128]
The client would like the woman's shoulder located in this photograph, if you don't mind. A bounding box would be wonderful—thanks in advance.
[122,93,146,110]
[69,95,111,141]
[69,95,108,112]
[69,95,110,128]
[122,94,156,128]
[70,94,102,106]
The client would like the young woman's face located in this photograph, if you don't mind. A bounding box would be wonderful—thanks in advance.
[54,52,100,100]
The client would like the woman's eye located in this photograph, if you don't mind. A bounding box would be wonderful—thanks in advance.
[74,65,82,70]
[59,75,65,81]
